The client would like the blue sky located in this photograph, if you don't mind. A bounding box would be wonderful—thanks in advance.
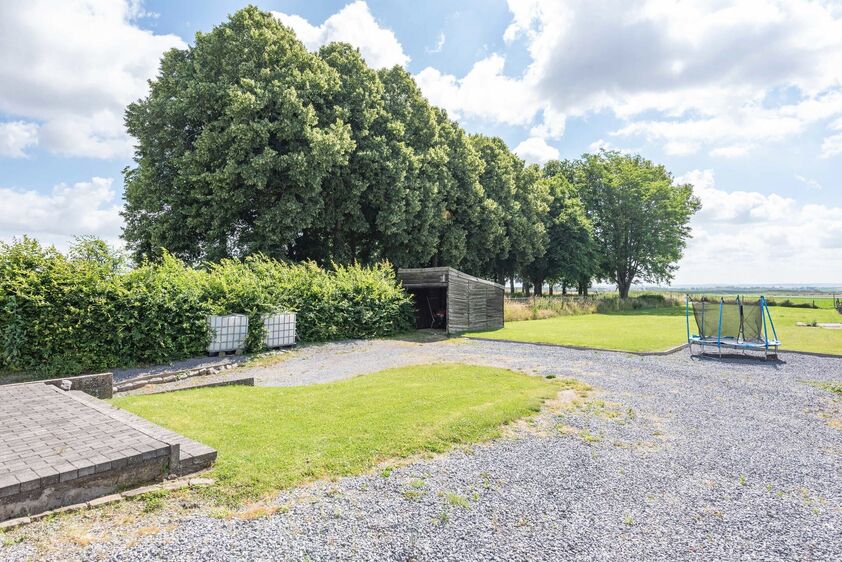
[1,0,841,284]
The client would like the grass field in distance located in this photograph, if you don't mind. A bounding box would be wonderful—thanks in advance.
[467,306,841,355]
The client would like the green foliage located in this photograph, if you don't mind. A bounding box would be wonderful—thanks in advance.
[574,151,701,297]
[117,5,700,301]
[523,171,595,293]
[123,6,354,263]
[0,238,411,377]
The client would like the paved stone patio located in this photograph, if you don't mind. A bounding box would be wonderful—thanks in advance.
[0,383,215,521]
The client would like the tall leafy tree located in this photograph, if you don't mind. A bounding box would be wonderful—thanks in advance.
[123,7,353,263]
[470,135,549,283]
[523,172,593,295]
[431,109,500,273]
[576,151,701,298]
[291,42,418,265]
[375,66,443,267]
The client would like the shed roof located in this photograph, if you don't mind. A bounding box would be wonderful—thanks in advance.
[396,267,504,290]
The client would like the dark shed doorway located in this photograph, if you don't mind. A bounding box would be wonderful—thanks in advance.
[407,286,448,329]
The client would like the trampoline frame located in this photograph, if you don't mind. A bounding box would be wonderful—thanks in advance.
[686,295,780,359]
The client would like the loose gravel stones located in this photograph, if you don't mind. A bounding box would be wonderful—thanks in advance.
[4,340,840,561]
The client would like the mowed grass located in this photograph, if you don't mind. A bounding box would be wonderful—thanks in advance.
[112,363,556,504]
[466,306,842,355]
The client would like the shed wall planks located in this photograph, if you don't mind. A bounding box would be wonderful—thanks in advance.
[397,267,504,334]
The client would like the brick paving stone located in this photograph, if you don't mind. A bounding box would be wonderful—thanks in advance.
[1,382,216,521]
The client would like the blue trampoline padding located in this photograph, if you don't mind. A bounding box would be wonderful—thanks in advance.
[689,335,780,349]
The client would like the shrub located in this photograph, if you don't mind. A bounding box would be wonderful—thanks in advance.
[504,297,597,322]
[0,238,412,377]
[596,293,680,313]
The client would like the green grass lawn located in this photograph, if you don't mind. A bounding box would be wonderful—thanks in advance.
[466,306,842,355]
[113,363,556,505]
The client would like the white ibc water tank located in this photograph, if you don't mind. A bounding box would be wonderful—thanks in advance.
[207,314,249,354]
[262,312,296,348]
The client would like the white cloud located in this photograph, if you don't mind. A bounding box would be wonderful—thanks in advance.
[0,121,39,158]
[418,0,842,156]
[427,32,446,54]
[673,169,842,283]
[709,144,754,158]
[587,138,639,154]
[821,133,842,158]
[273,1,409,68]
[0,0,185,159]
[513,136,559,164]
[794,175,822,191]
[0,177,123,248]
[416,55,541,128]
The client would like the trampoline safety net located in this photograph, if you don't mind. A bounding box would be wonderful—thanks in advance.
[686,296,779,358]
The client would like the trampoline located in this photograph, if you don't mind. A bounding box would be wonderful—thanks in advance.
[686,296,780,359]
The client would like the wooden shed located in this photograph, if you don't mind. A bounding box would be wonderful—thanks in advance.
[397,267,504,334]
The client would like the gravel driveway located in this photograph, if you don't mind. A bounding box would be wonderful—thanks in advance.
[5,338,842,561]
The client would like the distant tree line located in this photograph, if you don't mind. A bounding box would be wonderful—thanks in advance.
[124,7,700,298]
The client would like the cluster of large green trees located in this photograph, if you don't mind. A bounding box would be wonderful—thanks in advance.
[124,7,699,298]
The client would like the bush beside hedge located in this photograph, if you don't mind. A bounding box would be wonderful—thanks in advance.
[0,238,412,377]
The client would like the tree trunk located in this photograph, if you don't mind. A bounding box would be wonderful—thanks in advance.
[562,281,567,296]
[548,284,554,296]
[617,278,630,299]
[524,281,531,297]
[533,278,544,296]
[509,277,515,295]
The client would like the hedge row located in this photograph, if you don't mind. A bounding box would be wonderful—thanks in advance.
[0,238,413,377]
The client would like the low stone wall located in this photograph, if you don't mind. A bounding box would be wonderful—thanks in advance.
[43,372,113,399]
[1,452,171,522]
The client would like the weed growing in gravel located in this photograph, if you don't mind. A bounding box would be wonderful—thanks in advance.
[580,429,603,443]
[623,515,634,526]
[235,504,281,520]
[738,475,747,486]
[434,511,450,525]
[402,489,425,501]
[240,350,295,369]
[807,380,842,395]
[380,466,394,478]
[2,533,25,546]
[447,492,471,509]
[545,374,557,379]
[139,491,169,513]
[445,492,470,508]
[480,472,493,489]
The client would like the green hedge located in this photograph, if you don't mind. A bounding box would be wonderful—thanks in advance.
[0,238,412,377]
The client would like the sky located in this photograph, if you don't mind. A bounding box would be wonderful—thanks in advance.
[1,0,841,285]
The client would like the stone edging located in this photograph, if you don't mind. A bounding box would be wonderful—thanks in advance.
[0,477,215,531]
[123,376,256,396]
[113,363,240,393]
[462,337,688,356]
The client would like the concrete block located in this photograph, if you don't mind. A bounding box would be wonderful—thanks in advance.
[0,516,30,531]
[188,478,214,488]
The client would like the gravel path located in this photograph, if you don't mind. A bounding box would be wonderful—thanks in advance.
[112,355,249,383]
[5,339,841,561]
